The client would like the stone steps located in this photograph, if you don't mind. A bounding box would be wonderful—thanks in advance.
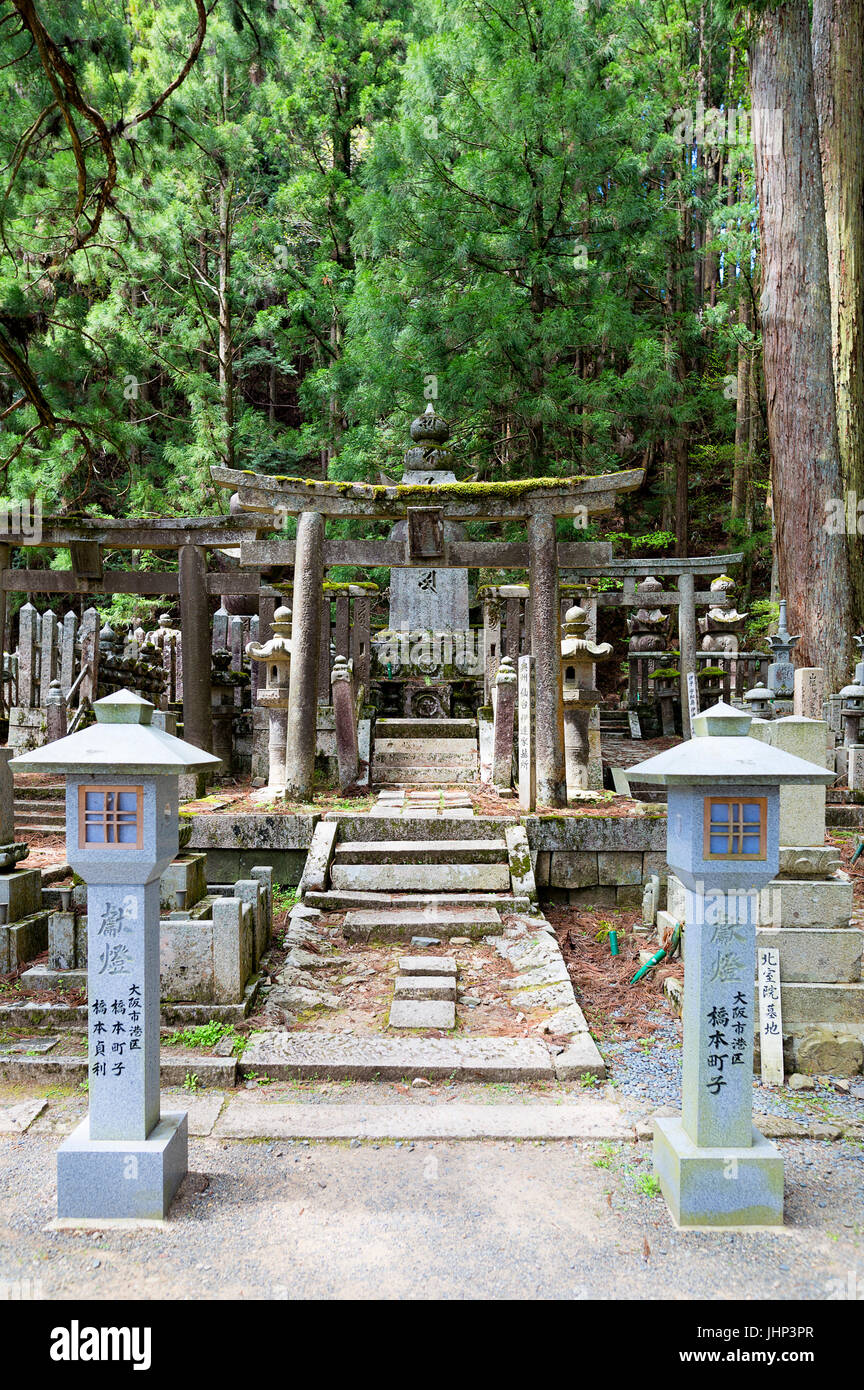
[374,766,477,784]
[375,718,477,740]
[343,906,503,941]
[305,889,532,912]
[330,861,511,892]
[238,1030,553,1081]
[323,814,509,840]
[333,839,508,865]
[374,738,478,766]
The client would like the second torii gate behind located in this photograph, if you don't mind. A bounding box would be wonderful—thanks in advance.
[212,426,643,805]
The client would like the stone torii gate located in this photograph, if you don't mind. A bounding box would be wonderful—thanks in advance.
[211,454,644,806]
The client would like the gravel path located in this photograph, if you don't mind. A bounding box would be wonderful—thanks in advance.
[603,1012,864,1127]
[1,1129,862,1301]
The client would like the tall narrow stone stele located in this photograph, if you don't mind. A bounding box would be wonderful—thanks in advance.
[387,404,470,636]
[630,702,833,1228]
[10,690,220,1222]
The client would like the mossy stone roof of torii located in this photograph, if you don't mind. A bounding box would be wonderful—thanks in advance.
[210,465,644,522]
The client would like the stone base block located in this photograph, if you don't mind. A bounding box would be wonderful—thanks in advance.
[57,1112,188,1221]
[48,910,86,971]
[653,1117,783,1228]
[0,868,42,922]
[757,876,853,928]
[778,981,864,1029]
[598,850,642,886]
[548,852,598,889]
[755,927,863,983]
[388,998,456,1029]
[160,854,207,913]
[20,963,86,993]
[0,909,51,972]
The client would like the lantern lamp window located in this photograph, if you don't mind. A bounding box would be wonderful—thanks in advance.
[79,786,143,848]
[704,796,766,860]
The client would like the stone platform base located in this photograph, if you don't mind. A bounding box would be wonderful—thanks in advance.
[653,1117,783,1228]
[57,1112,188,1221]
[0,909,51,972]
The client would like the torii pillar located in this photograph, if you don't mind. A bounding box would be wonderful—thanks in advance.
[529,515,567,806]
[285,511,324,799]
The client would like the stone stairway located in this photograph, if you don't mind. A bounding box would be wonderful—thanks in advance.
[14,778,66,836]
[372,717,479,785]
[302,810,536,936]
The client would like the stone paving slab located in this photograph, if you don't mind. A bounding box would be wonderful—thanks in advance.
[375,719,477,739]
[398,955,458,976]
[240,1031,555,1080]
[553,1035,608,1080]
[343,907,503,940]
[334,840,508,864]
[393,976,457,1002]
[324,815,508,840]
[331,863,511,892]
[212,1100,630,1141]
[0,1097,47,1134]
[0,1054,237,1087]
[389,998,456,1029]
[307,891,529,912]
[374,768,477,784]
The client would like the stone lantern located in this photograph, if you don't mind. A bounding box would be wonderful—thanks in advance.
[560,603,613,791]
[743,682,774,720]
[766,598,799,704]
[630,701,833,1228]
[839,682,864,748]
[9,689,220,1221]
[246,605,292,795]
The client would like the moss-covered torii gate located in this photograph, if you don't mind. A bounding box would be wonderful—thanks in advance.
[211,464,643,806]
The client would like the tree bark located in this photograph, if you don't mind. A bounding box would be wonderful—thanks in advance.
[811,0,864,628]
[749,0,852,690]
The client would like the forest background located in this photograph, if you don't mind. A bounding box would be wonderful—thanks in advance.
[0,0,859,689]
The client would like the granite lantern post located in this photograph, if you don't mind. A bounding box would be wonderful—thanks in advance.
[630,701,833,1228]
[246,605,292,796]
[560,603,613,792]
[10,689,220,1222]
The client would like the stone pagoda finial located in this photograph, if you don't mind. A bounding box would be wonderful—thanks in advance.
[410,401,451,445]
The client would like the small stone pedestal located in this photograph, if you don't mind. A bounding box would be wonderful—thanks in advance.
[57,1112,189,1222]
[653,1120,784,1229]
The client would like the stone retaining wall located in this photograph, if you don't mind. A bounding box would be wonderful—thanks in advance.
[188,813,319,886]
[525,814,667,908]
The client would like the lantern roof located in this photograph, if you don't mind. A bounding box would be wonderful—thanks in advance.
[9,690,222,777]
[628,701,834,786]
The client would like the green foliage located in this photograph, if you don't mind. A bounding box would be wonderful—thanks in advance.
[0,0,767,591]
[164,1021,235,1050]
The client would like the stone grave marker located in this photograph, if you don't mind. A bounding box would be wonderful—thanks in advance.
[518,654,536,812]
[757,947,784,1086]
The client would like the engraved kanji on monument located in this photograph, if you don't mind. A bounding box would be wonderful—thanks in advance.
[518,654,536,812]
[630,701,832,1228]
[10,690,220,1221]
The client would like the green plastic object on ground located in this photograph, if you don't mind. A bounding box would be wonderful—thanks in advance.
[629,923,681,984]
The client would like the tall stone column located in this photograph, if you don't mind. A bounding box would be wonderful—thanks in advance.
[529,514,566,806]
[491,656,517,790]
[285,511,324,799]
[178,544,213,752]
[678,570,697,739]
[0,543,8,718]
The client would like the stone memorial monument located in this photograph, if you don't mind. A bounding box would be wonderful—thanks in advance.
[630,701,833,1228]
[10,689,220,1222]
